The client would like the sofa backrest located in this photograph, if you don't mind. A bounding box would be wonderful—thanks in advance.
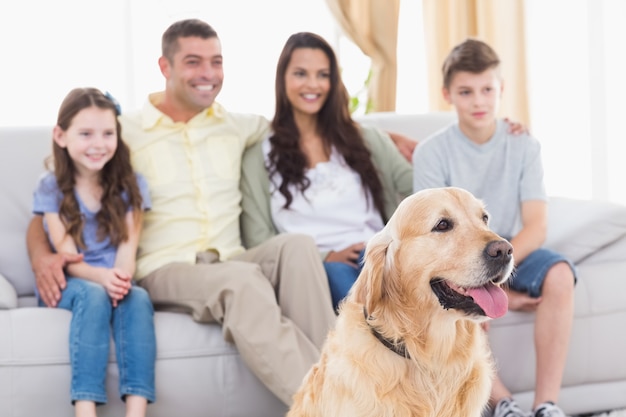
[355,111,457,143]
[0,127,52,297]
[1,113,457,298]
[5,115,625,299]
[0,113,456,299]
[355,112,626,265]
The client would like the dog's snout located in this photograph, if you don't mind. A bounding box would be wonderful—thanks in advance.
[485,240,513,261]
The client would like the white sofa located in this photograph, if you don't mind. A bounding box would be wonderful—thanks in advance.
[357,112,626,416]
[0,127,288,417]
[2,113,626,417]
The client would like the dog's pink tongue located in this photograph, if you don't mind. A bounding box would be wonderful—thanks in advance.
[467,283,508,318]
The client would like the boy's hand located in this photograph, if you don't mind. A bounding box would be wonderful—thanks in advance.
[506,288,542,312]
[34,252,83,307]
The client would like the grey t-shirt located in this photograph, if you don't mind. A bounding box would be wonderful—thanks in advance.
[412,119,546,239]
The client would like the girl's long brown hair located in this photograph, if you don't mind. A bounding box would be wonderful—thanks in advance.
[48,87,142,249]
[268,32,387,221]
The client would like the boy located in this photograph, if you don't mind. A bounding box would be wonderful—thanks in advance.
[412,38,576,417]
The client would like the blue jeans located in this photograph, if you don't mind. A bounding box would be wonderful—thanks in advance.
[43,277,156,404]
[510,248,577,298]
[324,250,365,311]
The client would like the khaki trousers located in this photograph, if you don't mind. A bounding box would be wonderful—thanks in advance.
[138,234,336,405]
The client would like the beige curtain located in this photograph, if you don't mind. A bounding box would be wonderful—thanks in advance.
[325,0,401,112]
[422,0,529,125]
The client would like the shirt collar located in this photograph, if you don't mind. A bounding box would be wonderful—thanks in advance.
[140,91,226,129]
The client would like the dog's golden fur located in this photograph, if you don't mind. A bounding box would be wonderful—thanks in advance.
[287,187,514,417]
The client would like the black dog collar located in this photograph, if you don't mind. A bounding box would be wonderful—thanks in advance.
[363,306,410,359]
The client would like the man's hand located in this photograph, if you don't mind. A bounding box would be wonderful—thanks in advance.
[388,132,418,162]
[34,252,83,307]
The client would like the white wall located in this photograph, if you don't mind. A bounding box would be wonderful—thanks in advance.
[0,0,337,124]
[1,0,624,205]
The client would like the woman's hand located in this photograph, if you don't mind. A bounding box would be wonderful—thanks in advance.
[504,118,530,135]
[325,243,366,267]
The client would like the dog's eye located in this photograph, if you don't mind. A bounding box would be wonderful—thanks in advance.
[433,219,453,232]
[482,214,489,224]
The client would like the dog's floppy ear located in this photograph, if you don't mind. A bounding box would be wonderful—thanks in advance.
[352,229,393,314]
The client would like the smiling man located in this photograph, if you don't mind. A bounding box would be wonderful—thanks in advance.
[117,19,339,406]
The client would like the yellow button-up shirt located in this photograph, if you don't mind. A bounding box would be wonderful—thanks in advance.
[119,92,270,279]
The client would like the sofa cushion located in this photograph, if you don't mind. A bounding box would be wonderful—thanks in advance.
[0,308,287,417]
[582,234,626,265]
[545,197,626,264]
[0,274,17,309]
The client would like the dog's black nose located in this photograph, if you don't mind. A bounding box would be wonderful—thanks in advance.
[485,240,513,262]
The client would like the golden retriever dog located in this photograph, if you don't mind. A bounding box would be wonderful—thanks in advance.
[287,187,514,417]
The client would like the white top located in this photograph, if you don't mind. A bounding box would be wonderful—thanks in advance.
[263,139,383,251]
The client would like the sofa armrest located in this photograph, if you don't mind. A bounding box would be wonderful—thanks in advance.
[545,197,626,264]
[0,273,18,309]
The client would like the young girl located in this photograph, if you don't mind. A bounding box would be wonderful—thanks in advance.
[240,32,413,311]
[32,88,156,417]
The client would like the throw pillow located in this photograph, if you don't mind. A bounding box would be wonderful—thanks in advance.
[0,272,18,309]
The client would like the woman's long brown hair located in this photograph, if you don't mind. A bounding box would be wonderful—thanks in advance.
[268,32,387,221]
[48,87,142,249]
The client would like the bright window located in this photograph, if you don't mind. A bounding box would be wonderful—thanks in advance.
[525,0,626,204]
[1,0,623,205]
